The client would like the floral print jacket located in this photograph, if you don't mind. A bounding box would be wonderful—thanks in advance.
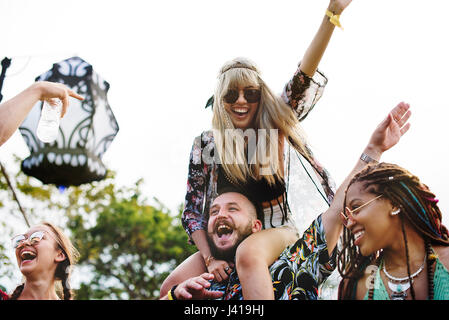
[181,64,336,242]
[208,214,336,300]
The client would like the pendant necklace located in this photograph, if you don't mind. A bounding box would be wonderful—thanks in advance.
[382,255,426,300]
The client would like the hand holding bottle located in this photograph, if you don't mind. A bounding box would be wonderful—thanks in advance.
[0,81,83,146]
[33,82,84,143]
[33,81,84,118]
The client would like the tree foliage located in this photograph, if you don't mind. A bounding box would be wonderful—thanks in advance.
[65,178,196,299]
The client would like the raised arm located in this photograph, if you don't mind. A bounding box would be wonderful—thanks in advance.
[322,102,412,255]
[281,1,352,122]
[300,0,352,77]
[0,81,83,146]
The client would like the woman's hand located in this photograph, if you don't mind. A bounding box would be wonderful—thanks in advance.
[206,258,234,283]
[328,0,352,15]
[0,81,84,146]
[32,81,84,118]
[366,102,412,157]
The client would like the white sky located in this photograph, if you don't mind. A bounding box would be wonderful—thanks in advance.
[1,0,448,232]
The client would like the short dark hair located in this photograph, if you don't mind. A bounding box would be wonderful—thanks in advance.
[216,186,264,227]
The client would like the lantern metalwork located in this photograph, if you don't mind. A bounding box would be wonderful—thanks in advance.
[19,56,119,187]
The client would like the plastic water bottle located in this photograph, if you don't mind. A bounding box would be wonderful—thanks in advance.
[36,98,62,143]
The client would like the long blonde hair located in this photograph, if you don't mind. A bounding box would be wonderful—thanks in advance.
[212,57,311,185]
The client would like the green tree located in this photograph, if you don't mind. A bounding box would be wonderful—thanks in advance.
[0,241,13,283]
[0,157,196,299]
[66,179,196,299]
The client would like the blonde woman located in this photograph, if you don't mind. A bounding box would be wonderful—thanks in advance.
[161,0,353,299]
[6,222,79,300]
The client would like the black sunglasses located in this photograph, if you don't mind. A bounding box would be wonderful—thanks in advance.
[223,88,261,104]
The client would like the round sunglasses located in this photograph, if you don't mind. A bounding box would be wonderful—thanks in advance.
[223,88,261,104]
[340,194,383,227]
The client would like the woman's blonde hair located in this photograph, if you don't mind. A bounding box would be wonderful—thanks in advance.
[212,57,311,185]
[43,222,79,300]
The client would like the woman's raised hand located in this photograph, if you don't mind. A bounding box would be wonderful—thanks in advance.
[367,102,412,155]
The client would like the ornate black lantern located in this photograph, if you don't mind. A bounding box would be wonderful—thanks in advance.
[19,56,119,187]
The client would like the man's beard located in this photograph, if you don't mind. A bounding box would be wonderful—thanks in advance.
[207,222,254,262]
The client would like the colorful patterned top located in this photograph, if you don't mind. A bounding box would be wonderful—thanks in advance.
[181,65,336,242]
[208,214,335,300]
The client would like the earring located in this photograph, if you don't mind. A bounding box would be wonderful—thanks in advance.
[391,209,400,216]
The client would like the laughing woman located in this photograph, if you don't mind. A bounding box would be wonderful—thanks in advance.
[5,222,79,300]
[338,163,449,300]
[160,1,356,300]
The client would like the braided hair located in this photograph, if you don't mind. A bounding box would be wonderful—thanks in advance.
[9,222,79,300]
[337,162,449,300]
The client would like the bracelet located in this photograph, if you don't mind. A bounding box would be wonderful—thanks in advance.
[167,285,178,300]
[205,255,215,267]
[325,9,343,29]
[360,153,378,164]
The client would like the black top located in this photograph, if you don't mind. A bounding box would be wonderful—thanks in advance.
[217,165,286,203]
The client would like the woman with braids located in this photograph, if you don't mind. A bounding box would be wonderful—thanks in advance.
[5,222,79,300]
[338,163,449,300]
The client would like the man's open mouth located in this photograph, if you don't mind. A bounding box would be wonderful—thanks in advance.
[215,221,234,239]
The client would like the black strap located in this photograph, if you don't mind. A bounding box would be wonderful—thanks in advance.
[295,150,330,206]
[170,285,178,300]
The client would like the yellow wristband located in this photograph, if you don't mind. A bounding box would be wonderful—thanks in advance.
[326,9,343,29]
[167,285,178,300]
